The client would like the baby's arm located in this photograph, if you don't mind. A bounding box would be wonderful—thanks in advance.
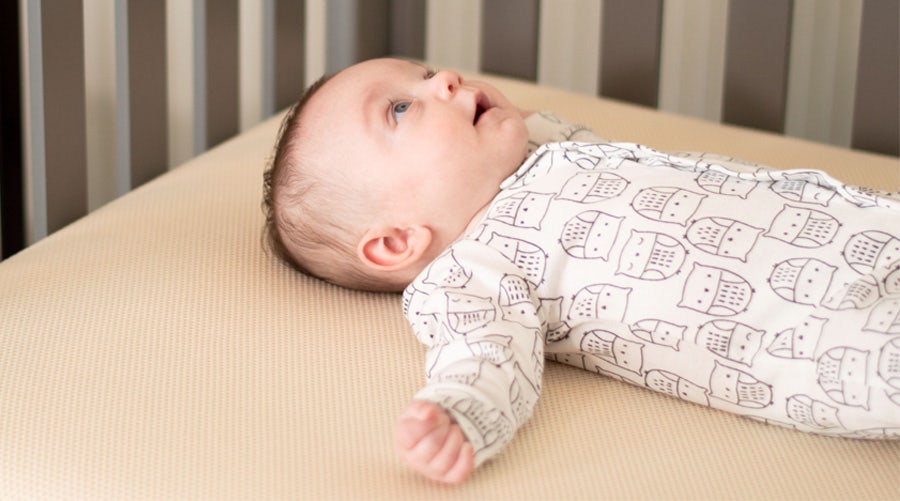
[394,400,474,484]
[401,240,547,482]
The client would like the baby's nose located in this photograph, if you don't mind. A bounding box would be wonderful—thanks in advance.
[431,70,463,99]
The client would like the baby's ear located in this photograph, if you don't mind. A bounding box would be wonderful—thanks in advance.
[357,225,433,272]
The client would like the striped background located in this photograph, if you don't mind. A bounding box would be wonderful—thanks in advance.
[2,0,898,258]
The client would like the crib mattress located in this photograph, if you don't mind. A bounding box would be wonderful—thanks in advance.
[1,72,897,499]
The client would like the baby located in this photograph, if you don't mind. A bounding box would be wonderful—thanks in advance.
[263,58,900,484]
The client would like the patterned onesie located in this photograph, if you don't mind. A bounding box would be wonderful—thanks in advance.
[402,113,900,467]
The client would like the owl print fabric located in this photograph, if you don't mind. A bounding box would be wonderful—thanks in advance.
[402,116,900,467]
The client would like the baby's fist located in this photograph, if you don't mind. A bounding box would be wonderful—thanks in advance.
[394,400,474,484]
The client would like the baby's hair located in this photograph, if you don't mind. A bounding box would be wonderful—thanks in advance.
[262,73,404,292]
[262,74,335,279]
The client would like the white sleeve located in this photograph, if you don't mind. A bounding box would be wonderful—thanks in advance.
[525,111,603,156]
[403,241,545,467]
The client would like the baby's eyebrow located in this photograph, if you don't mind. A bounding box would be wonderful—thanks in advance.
[362,85,381,134]
[408,60,436,75]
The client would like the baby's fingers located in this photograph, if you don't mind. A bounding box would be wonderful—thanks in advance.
[426,426,474,484]
[395,400,449,450]
[394,401,474,484]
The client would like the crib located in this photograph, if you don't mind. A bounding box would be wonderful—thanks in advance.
[1,1,898,498]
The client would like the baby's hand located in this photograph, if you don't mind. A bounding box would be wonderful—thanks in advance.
[394,400,474,484]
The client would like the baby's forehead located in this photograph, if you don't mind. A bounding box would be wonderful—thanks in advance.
[315,58,419,102]
[301,59,416,150]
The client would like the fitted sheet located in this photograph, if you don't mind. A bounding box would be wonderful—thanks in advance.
[0,71,897,499]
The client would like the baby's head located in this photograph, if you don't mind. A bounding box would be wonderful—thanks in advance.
[263,58,529,292]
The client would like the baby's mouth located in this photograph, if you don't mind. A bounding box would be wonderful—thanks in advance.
[473,94,491,125]
[474,105,486,125]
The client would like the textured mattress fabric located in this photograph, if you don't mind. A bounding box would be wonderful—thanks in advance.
[1,72,897,499]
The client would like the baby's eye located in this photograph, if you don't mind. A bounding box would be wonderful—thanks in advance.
[392,101,411,121]
[424,67,437,79]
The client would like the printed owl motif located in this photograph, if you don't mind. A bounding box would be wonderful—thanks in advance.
[695,170,757,198]
[556,171,629,203]
[590,142,642,160]
[865,298,900,335]
[424,331,452,378]
[433,358,485,386]
[680,151,764,171]
[423,249,471,288]
[488,191,553,229]
[504,150,557,189]
[445,291,496,334]
[771,178,837,206]
[562,149,602,169]
[817,347,870,409]
[439,393,513,452]
[878,336,900,391]
[767,316,827,360]
[822,274,882,310]
[410,310,444,344]
[568,284,632,323]
[765,205,840,248]
[548,352,587,370]
[709,361,773,409]
[579,329,644,375]
[884,264,900,295]
[484,233,547,286]
[847,428,900,439]
[685,217,763,262]
[538,296,570,342]
[630,319,686,350]
[679,263,753,316]
[498,275,539,328]
[768,258,837,306]
[842,185,887,208]
[631,187,707,226]
[645,369,710,406]
[509,362,541,424]
[466,334,515,365]
[405,284,450,342]
[616,230,687,280]
[560,210,623,260]
[499,274,531,305]
[527,330,544,384]
[696,320,765,366]
[786,394,843,430]
[402,284,427,317]
[842,231,900,275]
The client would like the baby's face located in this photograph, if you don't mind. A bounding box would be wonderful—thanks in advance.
[303,58,529,246]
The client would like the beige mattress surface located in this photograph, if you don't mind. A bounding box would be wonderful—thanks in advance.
[1,72,898,499]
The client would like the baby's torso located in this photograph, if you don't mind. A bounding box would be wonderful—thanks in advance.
[404,141,900,436]
[463,141,894,328]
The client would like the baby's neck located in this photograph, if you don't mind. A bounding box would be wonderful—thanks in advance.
[462,203,491,238]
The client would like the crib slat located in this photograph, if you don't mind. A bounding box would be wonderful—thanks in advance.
[852,0,899,156]
[599,0,664,107]
[425,0,480,71]
[207,0,240,150]
[722,0,793,133]
[389,0,425,60]
[536,0,602,95]
[481,0,539,81]
[326,0,392,73]
[1,0,24,258]
[29,0,88,239]
[118,0,168,192]
[273,0,306,112]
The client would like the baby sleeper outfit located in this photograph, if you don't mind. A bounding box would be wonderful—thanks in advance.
[402,113,900,466]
